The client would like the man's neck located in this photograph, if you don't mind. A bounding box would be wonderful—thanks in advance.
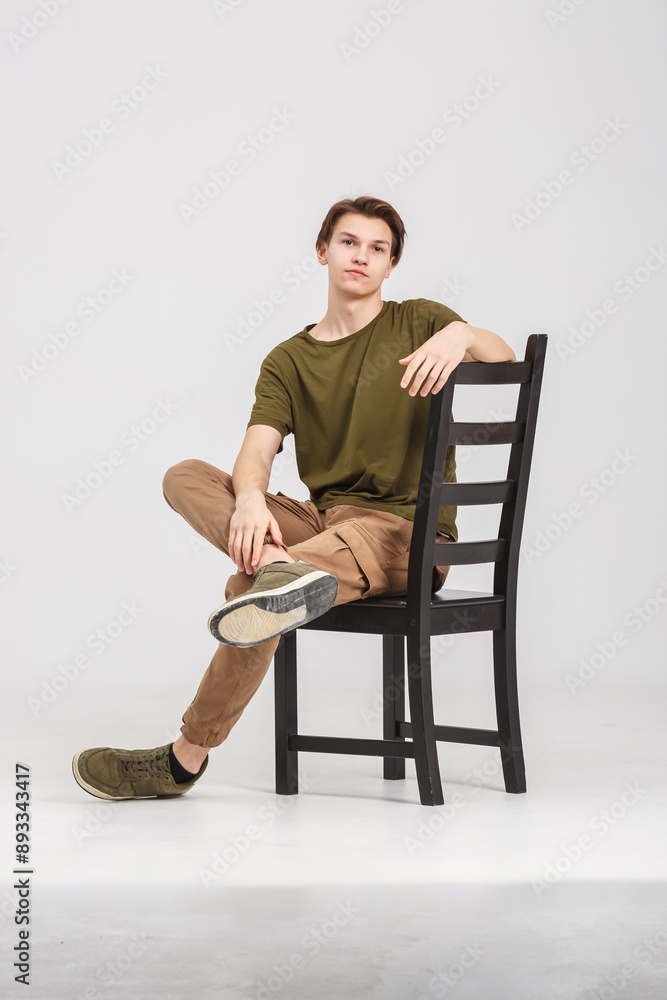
[309,295,385,342]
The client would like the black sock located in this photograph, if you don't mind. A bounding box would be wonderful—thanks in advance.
[168,743,199,783]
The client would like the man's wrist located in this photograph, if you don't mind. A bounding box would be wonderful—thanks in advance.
[235,488,264,505]
[434,320,474,352]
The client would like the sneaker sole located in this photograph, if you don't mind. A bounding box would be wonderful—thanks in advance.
[208,569,338,646]
[71,752,185,801]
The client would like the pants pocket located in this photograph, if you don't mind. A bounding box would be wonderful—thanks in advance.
[329,520,392,599]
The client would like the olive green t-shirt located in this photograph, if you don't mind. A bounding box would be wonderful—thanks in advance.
[246,298,465,541]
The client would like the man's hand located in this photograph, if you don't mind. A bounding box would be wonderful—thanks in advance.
[398,322,471,396]
[229,495,284,575]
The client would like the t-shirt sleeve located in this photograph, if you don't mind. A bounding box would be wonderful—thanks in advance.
[246,353,293,455]
[414,298,466,345]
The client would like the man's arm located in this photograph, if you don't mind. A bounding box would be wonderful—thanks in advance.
[448,321,516,363]
[399,319,516,397]
[232,424,282,501]
[230,424,285,574]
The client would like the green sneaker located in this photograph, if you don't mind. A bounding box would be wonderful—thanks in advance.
[208,559,338,647]
[72,743,208,800]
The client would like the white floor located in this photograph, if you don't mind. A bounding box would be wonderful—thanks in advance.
[3,680,667,1000]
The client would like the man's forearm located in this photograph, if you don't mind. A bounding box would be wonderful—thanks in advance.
[232,447,271,503]
[447,321,516,363]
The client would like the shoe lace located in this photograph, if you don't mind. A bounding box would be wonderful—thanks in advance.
[121,747,170,780]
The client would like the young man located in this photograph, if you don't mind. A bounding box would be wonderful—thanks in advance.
[72,195,516,801]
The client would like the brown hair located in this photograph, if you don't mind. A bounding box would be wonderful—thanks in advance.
[315,195,407,268]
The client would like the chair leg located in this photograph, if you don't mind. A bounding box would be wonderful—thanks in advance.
[406,631,444,806]
[274,631,299,795]
[493,626,526,794]
[383,635,406,780]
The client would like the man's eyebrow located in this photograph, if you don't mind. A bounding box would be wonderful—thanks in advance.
[338,230,391,247]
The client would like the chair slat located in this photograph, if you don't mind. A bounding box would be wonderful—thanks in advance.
[432,538,505,566]
[440,479,517,506]
[290,735,416,759]
[398,723,501,747]
[447,421,524,446]
[454,360,533,384]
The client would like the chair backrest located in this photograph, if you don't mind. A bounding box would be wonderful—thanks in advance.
[407,334,548,615]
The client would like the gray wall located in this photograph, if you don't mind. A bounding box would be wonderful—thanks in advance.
[2,0,665,763]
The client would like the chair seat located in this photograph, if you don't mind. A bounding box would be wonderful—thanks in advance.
[362,587,503,607]
[298,588,505,636]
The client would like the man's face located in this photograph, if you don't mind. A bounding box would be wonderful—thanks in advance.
[318,212,395,295]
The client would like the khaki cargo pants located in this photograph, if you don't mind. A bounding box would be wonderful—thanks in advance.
[162,459,453,749]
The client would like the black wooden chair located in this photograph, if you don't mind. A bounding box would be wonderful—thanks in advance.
[274,334,548,806]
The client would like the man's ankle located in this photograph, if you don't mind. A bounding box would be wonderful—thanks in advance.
[172,735,209,772]
[256,542,296,569]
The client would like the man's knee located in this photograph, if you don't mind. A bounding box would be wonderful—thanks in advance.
[163,459,199,496]
[162,459,224,500]
[432,564,451,592]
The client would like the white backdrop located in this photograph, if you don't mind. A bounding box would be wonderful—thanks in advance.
[1,0,666,938]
